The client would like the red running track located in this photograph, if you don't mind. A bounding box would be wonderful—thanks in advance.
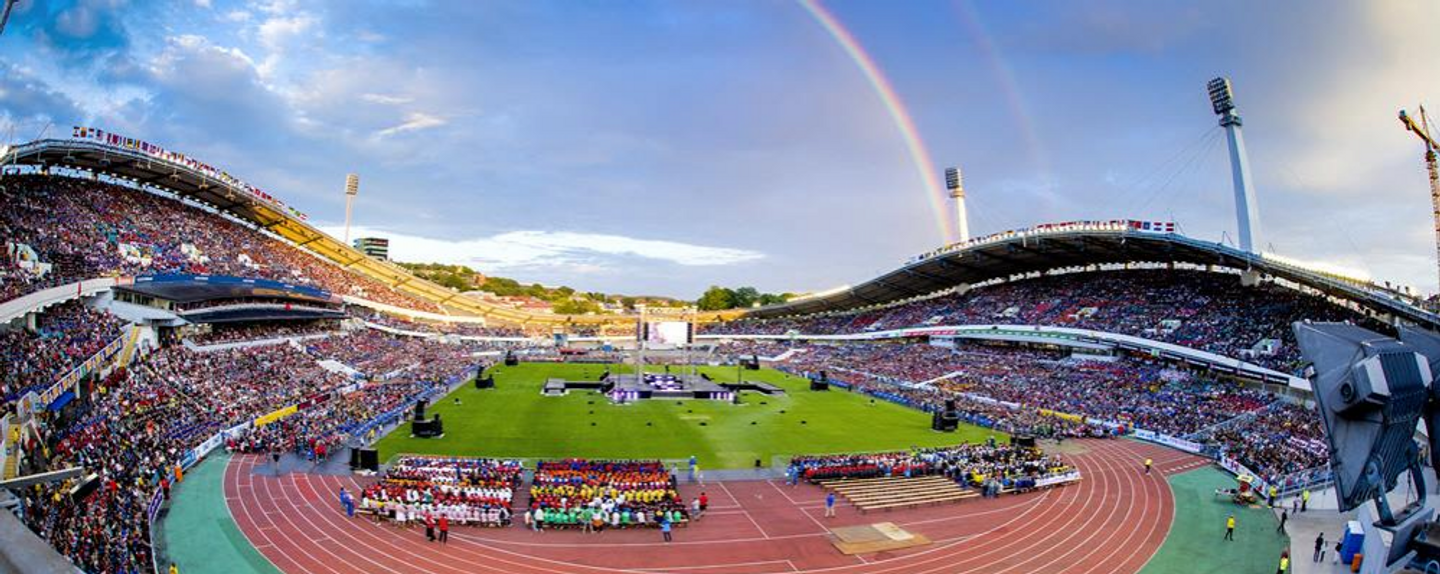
[225,439,1205,574]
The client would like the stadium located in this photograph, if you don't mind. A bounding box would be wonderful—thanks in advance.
[3,2,1440,574]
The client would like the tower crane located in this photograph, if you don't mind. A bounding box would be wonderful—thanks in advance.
[1400,107,1440,301]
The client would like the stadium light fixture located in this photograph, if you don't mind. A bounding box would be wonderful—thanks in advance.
[343,173,360,244]
[1207,77,1235,116]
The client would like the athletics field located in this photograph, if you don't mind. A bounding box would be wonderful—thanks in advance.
[374,362,995,469]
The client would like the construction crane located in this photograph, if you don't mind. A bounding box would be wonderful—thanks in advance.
[1401,107,1440,302]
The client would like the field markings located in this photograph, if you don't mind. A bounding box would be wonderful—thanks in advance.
[718,481,772,539]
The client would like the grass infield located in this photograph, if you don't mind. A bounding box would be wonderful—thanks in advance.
[374,362,997,469]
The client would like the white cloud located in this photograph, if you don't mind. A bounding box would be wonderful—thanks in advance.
[320,225,765,272]
[223,10,251,23]
[361,93,414,106]
[194,0,212,8]
[374,111,446,137]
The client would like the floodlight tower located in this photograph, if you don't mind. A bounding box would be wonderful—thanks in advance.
[342,173,360,244]
[945,167,970,243]
[1208,78,1263,263]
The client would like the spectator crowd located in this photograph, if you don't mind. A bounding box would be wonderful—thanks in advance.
[0,174,441,312]
[704,269,1379,374]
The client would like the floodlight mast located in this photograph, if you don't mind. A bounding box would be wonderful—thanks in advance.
[342,173,360,244]
[1208,78,1262,259]
[945,167,969,243]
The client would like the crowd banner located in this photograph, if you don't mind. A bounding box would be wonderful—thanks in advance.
[1037,408,1085,423]
[254,405,299,427]
[34,334,125,411]
[1036,470,1084,488]
[1134,429,1205,454]
[1218,455,1269,493]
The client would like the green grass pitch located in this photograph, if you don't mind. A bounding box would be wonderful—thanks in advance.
[374,362,1000,469]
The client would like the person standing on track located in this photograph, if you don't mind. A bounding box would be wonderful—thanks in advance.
[1144,458,1153,475]
[825,492,837,518]
[1277,509,1288,533]
[699,492,709,518]
[425,511,436,542]
[1276,550,1290,574]
[1313,532,1325,562]
[438,513,449,544]
[1301,489,1310,512]
[1224,514,1236,541]
[661,517,673,542]
[338,487,354,518]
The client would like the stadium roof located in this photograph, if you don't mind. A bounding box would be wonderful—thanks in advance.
[1,138,709,327]
[749,227,1440,329]
[119,274,337,305]
[8,138,1434,331]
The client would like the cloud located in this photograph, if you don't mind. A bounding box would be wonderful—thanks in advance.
[374,111,446,137]
[319,225,765,273]
[361,93,414,106]
[0,62,84,125]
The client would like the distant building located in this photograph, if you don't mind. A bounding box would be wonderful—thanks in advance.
[353,237,390,260]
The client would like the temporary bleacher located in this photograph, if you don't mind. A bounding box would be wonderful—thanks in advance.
[819,475,975,512]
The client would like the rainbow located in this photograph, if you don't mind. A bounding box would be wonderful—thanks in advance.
[796,0,955,244]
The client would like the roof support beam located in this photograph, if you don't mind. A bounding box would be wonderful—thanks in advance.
[872,277,926,298]
[901,267,953,285]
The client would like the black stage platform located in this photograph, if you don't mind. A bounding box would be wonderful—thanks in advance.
[543,372,784,402]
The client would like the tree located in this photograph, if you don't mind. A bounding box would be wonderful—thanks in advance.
[697,286,736,311]
[758,293,788,306]
[552,298,602,315]
[732,286,760,308]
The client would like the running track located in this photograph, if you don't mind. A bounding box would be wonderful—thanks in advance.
[225,439,1207,574]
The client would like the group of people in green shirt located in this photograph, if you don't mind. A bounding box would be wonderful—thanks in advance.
[524,504,686,532]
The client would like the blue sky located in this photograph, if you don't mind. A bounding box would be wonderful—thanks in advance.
[3,0,1439,297]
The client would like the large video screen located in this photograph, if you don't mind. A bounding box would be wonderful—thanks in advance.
[642,321,692,346]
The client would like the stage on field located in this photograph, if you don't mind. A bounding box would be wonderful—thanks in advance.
[543,371,784,402]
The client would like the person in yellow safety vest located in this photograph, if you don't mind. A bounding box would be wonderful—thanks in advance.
[1268,485,1278,507]
[1144,458,1153,475]
[1301,489,1310,512]
[1224,515,1236,541]
[1276,550,1289,574]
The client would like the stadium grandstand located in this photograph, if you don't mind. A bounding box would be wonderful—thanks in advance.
[1,6,1437,574]
[0,126,1435,573]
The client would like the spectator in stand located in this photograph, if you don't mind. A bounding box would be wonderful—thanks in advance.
[1,174,443,312]
[704,269,1380,374]
[0,299,123,403]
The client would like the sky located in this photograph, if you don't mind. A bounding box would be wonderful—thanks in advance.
[2,0,1439,298]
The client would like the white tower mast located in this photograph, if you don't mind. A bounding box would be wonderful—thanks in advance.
[1207,77,1262,256]
[343,173,360,244]
[945,167,970,243]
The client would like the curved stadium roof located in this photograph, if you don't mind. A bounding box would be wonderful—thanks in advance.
[0,138,682,327]
[747,225,1440,330]
[6,137,1435,331]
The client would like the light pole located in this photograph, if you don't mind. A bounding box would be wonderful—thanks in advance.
[343,173,360,244]
[945,167,969,243]
[1207,77,1262,257]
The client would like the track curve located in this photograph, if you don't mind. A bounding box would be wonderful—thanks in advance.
[225,439,1203,574]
